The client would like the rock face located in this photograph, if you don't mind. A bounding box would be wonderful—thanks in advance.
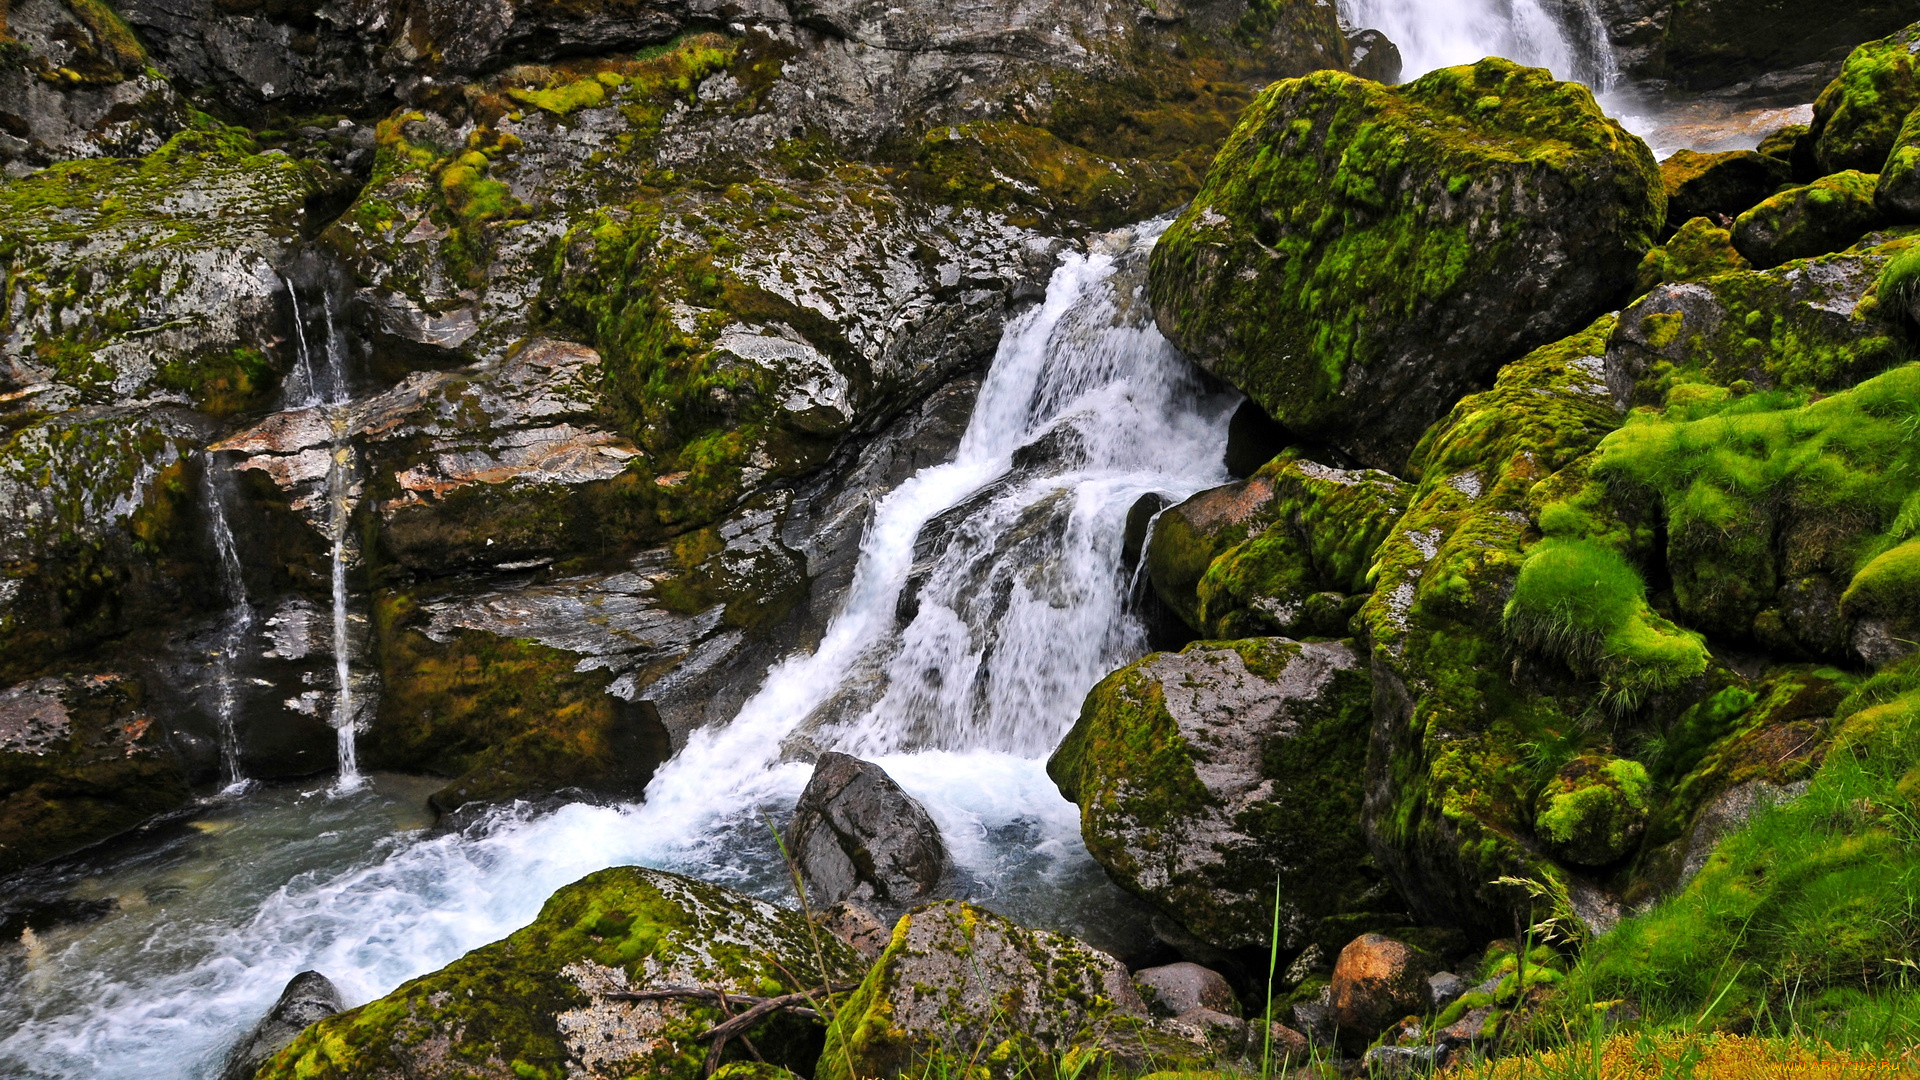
[1049,637,1382,952]
[787,752,947,909]
[1732,170,1884,269]
[821,900,1181,1080]
[1811,22,1920,175]
[1329,934,1435,1050]
[0,0,187,172]
[218,970,343,1080]
[260,867,867,1080]
[0,672,205,874]
[1606,0,1915,91]
[1149,58,1663,470]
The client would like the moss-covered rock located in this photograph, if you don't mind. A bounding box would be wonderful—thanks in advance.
[1731,170,1885,269]
[1148,58,1662,470]
[0,0,186,171]
[1842,540,1920,667]
[1532,754,1653,867]
[820,900,1189,1080]
[1634,216,1750,295]
[1652,1,1915,93]
[1144,450,1409,639]
[0,671,201,874]
[1660,148,1792,227]
[1048,638,1384,953]
[1811,21,1920,176]
[259,866,866,1080]
[1359,315,1628,935]
[1876,106,1920,221]
[1606,230,1919,409]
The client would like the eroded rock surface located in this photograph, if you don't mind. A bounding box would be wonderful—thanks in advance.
[787,752,947,909]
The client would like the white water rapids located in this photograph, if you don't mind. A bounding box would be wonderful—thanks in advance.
[0,223,1236,1078]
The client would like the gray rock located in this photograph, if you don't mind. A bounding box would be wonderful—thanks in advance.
[1427,971,1468,1013]
[1365,1044,1449,1077]
[219,971,343,1080]
[787,752,946,908]
[0,0,187,173]
[1134,962,1238,1018]
[818,900,892,960]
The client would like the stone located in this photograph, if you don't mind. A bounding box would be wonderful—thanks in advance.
[0,0,187,173]
[1049,638,1380,953]
[1365,1044,1449,1076]
[1635,216,1751,295]
[218,971,343,1080]
[820,900,1176,1080]
[1165,1007,1249,1056]
[1731,171,1884,269]
[1878,108,1920,221]
[1811,22,1920,175]
[1427,971,1468,1013]
[1660,149,1792,226]
[1134,962,1238,1018]
[1533,754,1654,867]
[260,867,867,1080]
[819,900,893,961]
[1623,0,1913,91]
[0,673,201,874]
[1149,58,1662,470]
[1329,935,1436,1050]
[787,752,947,909]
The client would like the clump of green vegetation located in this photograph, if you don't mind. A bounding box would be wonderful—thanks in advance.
[1635,216,1750,294]
[1812,21,1920,174]
[1731,170,1885,269]
[1504,538,1709,711]
[1533,754,1655,866]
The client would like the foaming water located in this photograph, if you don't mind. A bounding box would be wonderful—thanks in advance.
[0,223,1233,1079]
[1337,0,1614,86]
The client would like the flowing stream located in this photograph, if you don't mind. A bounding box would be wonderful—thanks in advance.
[0,223,1236,1079]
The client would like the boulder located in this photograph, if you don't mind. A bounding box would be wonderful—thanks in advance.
[1329,935,1435,1049]
[1606,234,1916,412]
[787,752,947,909]
[1660,149,1792,226]
[1732,171,1884,269]
[820,900,1188,1080]
[1634,216,1750,294]
[1134,962,1238,1018]
[1149,58,1662,470]
[1049,638,1382,952]
[0,672,203,874]
[1841,540,1920,668]
[260,867,867,1080]
[1144,451,1409,639]
[1811,22,1920,176]
[1427,971,1468,1013]
[218,971,343,1080]
[1877,108,1920,221]
[1533,754,1654,866]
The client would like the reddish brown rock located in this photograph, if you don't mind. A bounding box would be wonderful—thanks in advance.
[1329,934,1436,1048]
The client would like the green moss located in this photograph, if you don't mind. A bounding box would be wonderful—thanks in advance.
[1533,754,1654,866]
[1731,170,1885,269]
[151,346,277,415]
[1812,21,1920,175]
[1635,216,1750,295]
[261,867,865,1080]
[903,121,1188,231]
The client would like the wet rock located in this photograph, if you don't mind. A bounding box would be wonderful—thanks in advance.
[1660,149,1792,226]
[1606,234,1914,411]
[1732,171,1884,269]
[260,867,867,1080]
[820,900,1190,1080]
[0,0,187,172]
[1329,934,1435,1050]
[1050,638,1381,953]
[1811,22,1920,175]
[1222,398,1292,480]
[787,752,947,909]
[1146,451,1408,639]
[1344,28,1401,85]
[818,900,892,961]
[1134,962,1238,1018]
[0,673,199,874]
[1150,58,1662,470]
[1534,754,1654,867]
[218,970,343,1080]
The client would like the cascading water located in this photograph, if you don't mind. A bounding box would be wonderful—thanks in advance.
[1337,0,1617,88]
[0,221,1235,1080]
[201,461,254,793]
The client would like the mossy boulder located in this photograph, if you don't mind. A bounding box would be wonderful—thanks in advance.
[0,671,202,874]
[1731,170,1885,269]
[1048,638,1383,952]
[1811,21,1920,176]
[1634,216,1750,295]
[1145,451,1409,639]
[1533,754,1654,867]
[259,866,867,1080]
[1359,316,1628,935]
[1606,231,1919,410]
[1842,540,1920,667]
[820,900,1189,1080]
[1148,58,1662,470]
[1660,149,1792,227]
[1876,107,1920,221]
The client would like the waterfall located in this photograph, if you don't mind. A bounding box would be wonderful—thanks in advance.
[283,278,363,791]
[1338,0,1618,88]
[201,460,254,792]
